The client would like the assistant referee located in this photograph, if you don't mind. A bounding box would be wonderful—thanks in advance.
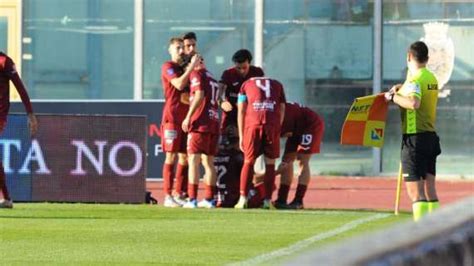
[385,41,442,222]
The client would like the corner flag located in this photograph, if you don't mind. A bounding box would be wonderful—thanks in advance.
[340,93,389,148]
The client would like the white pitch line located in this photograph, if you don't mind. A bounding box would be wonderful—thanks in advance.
[229,213,390,266]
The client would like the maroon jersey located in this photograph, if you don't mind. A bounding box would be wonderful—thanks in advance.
[160,61,189,125]
[189,68,220,133]
[0,52,33,121]
[281,102,321,136]
[220,66,264,126]
[239,77,286,128]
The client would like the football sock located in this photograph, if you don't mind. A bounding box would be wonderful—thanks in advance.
[294,184,308,203]
[240,163,254,197]
[412,200,429,222]
[428,200,440,213]
[277,184,290,203]
[204,185,216,201]
[264,164,276,200]
[175,164,188,195]
[162,163,174,195]
[188,184,199,200]
[254,182,265,201]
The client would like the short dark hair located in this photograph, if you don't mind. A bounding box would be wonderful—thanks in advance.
[232,49,253,64]
[182,32,197,41]
[169,37,182,45]
[408,41,429,63]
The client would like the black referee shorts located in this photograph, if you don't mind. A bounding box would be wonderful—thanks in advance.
[401,132,441,182]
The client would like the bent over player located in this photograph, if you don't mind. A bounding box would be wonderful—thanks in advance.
[274,102,324,209]
[236,77,286,209]
[0,51,38,209]
[181,59,220,208]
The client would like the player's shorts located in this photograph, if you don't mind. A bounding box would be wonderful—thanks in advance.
[161,123,187,153]
[242,125,280,162]
[284,118,324,155]
[187,132,219,155]
[401,132,441,182]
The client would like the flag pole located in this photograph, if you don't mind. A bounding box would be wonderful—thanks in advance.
[394,162,403,215]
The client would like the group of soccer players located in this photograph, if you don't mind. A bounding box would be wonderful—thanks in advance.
[160,32,324,209]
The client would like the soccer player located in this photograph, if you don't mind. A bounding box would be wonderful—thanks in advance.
[385,41,441,221]
[273,102,325,210]
[0,52,38,209]
[172,31,198,200]
[181,59,220,208]
[214,125,264,208]
[219,49,264,130]
[236,77,286,209]
[160,37,201,207]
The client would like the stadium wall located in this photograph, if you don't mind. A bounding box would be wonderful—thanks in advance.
[285,196,474,266]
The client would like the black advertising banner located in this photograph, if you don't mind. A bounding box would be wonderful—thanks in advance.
[11,101,164,179]
[3,114,146,203]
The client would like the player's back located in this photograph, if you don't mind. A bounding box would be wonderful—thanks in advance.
[282,102,322,136]
[215,149,243,207]
[240,77,286,128]
[189,68,220,133]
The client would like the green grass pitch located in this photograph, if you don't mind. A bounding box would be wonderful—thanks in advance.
[0,204,410,265]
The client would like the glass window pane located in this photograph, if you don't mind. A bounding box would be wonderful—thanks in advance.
[265,0,374,175]
[143,0,255,99]
[0,17,7,51]
[22,0,134,99]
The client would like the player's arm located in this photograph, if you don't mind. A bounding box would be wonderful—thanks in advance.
[237,94,247,152]
[170,54,201,91]
[8,59,38,136]
[386,82,421,110]
[393,94,420,110]
[219,72,232,112]
[280,103,285,126]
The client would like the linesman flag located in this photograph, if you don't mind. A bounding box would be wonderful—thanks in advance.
[340,93,389,148]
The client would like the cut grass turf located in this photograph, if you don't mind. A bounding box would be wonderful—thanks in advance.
[0,204,410,265]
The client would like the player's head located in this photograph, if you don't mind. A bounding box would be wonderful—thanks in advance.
[168,37,184,62]
[182,32,197,56]
[232,49,253,77]
[407,41,429,65]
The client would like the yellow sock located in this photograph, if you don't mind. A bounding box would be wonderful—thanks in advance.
[412,201,429,222]
[428,200,440,213]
